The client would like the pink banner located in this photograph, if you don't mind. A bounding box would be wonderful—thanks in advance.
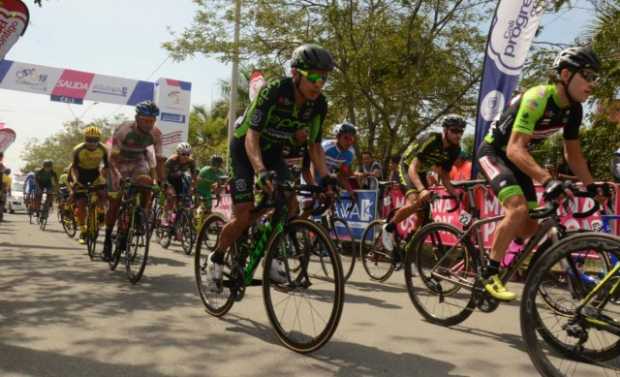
[0,127,16,152]
[50,69,95,104]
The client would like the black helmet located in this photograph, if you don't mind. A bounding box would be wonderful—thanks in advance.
[442,114,467,129]
[135,100,160,117]
[43,159,53,167]
[552,45,601,73]
[334,122,357,136]
[210,154,223,166]
[291,44,335,71]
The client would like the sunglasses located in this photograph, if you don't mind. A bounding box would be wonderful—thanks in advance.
[180,153,191,157]
[579,70,599,83]
[448,128,464,135]
[297,69,328,84]
[85,138,100,144]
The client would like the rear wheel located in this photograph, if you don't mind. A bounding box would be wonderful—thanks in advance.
[61,206,77,238]
[329,217,356,282]
[359,220,395,282]
[194,213,235,316]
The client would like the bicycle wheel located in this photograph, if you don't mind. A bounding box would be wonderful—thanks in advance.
[39,209,48,230]
[181,211,196,255]
[108,206,129,271]
[521,232,620,377]
[61,208,77,238]
[359,219,395,282]
[125,207,150,284]
[328,217,356,282]
[194,213,235,316]
[405,222,477,326]
[86,207,99,260]
[263,218,344,353]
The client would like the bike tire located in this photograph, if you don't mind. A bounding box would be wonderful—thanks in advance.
[86,207,99,260]
[359,219,395,282]
[61,209,77,238]
[521,232,620,377]
[108,206,130,271]
[263,218,344,353]
[194,213,235,317]
[181,211,196,255]
[330,217,356,282]
[125,207,150,284]
[405,222,477,327]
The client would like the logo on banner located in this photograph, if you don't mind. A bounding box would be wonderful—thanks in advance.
[480,90,505,121]
[91,83,128,97]
[14,67,48,91]
[167,90,181,105]
[488,0,544,75]
[51,69,95,105]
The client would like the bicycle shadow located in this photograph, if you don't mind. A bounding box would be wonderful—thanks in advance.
[345,279,406,294]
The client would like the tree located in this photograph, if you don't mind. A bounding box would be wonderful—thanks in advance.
[20,116,123,175]
[164,0,494,163]
[187,103,228,166]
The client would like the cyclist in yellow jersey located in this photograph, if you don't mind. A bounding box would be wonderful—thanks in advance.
[71,126,109,244]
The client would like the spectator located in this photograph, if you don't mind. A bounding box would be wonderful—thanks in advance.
[356,150,382,189]
[449,151,472,181]
[386,155,400,182]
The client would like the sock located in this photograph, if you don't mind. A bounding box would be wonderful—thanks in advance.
[385,222,396,233]
[483,260,500,279]
[210,251,225,264]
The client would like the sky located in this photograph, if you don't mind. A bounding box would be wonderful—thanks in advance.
[0,0,601,173]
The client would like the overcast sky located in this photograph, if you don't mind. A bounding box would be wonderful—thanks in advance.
[0,0,599,173]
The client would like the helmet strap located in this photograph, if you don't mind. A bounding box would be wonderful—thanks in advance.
[560,71,578,106]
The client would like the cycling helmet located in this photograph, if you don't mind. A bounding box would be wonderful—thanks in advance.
[176,142,192,155]
[291,44,335,71]
[441,114,467,129]
[43,159,53,167]
[552,45,601,73]
[334,122,357,136]
[84,126,102,139]
[210,154,224,166]
[135,100,160,117]
[4,168,10,174]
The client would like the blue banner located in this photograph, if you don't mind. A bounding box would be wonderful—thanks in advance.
[472,0,546,176]
[334,190,378,240]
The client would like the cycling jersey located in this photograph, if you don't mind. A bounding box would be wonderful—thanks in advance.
[322,139,355,174]
[234,77,326,152]
[111,121,163,161]
[24,172,37,194]
[165,154,197,178]
[479,84,583,207]
[34,168,58,190]
[400,132,460,179]
[484,84,581,150]
[197,166,225,208]
[72,142,109,171]
[59,173,69,187]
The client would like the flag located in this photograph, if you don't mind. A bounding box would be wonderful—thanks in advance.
[472,0,546,177]
[0,0,30,61]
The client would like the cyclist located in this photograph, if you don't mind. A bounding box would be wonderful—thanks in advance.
[162,142,198,227]
[196,154,226,216]
[303,122,358,204]
[1,168,11,218]
[57,165,72,216]
[205,43,337,286]
[381,115,464,253]
[477,45,601,301]
[612,148,620,183]
[103,100,164,260]
[356,150,383,190]
[34,160,58,215]
[71,126,109,244]
[24,170,37,212]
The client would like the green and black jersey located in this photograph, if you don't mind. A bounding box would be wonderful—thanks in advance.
[400,132,461,176]
[484,84,582,150]
[234,77,326,153]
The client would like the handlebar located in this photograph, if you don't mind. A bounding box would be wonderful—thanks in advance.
[430,192,460,213]
[529,182,602,220]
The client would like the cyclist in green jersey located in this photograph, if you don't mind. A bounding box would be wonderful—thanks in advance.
[196,154,226,213]
[381,115,464,252]
[34,160,58,214]
[477,46,602,301]
[205,44,338,286]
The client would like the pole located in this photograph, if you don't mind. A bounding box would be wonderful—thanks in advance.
[227,0,241,167]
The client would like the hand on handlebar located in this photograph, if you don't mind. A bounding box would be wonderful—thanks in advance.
[256,170,276,194]
[418,188,433,203]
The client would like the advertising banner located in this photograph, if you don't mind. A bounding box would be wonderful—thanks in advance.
[0,127,16,152]
[472,0,546,176]
[0,0,29,61]
[155,78,191,157]
[50,68,95,105]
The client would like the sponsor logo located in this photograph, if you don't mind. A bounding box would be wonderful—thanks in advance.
[51,69,94,101]
[91,83,128,97]
[480,90,505,122]
[14,67,48,91]
[234,179,247,193]
[488,0,544,75]
[250,109,263,126]
[160,112,186,124]
[57,79,89,90]
[167,90,181,105]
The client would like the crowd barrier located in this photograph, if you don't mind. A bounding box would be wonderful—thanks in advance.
[211,183,620,245]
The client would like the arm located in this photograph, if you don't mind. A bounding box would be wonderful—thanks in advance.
[506,132,551,185]
[563,139,593,185]
[408,158,427,192]
[308,142,329,179]
[439,168,458,198]
[245,129,266,173]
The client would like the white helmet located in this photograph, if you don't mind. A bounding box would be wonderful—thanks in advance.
[176,142,192,155]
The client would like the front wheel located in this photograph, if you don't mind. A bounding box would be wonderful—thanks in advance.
[329,217,356,282]
[263,218,344,353]
[181,211,196,255]
[521,232,620,377]
[405,222,477,327]
[61,207,77,238]
[125,207,150,284]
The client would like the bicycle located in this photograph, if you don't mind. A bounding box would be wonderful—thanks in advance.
[74,183,107,260]
[521,230,620,377]
[108,178,159,284]
[159,175,196,255]
[359,183,459,282]
[194,180,345,353]
[57,186,77,238]
[404,181,604,327]
[37,190,53,231]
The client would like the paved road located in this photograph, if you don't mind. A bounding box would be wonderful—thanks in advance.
[0,212,539,377]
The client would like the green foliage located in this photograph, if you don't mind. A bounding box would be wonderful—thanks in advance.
[187,103,228,166]
[20,116,122,176]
